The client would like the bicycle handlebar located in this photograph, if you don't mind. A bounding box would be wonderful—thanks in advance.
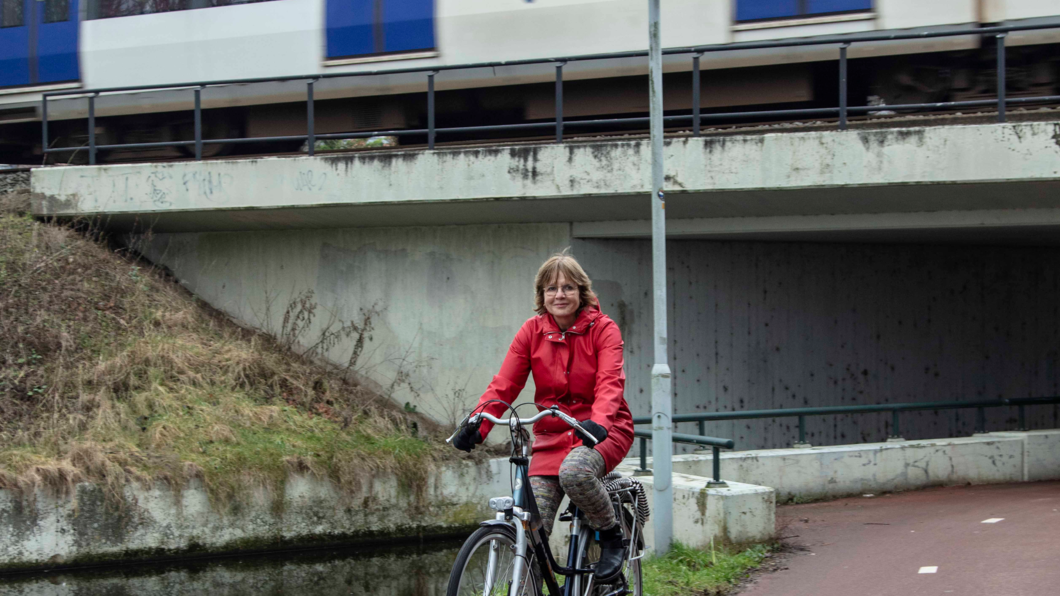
[445,406,598,446]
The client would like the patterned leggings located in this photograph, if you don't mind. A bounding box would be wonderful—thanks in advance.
[530,446,617,536]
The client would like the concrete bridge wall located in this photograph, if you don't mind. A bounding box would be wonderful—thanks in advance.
[136,223,571,425]
[30,121,1060,236]
[136,224,1060,449]
[577,239,1060,450]
[30,119,1060,446]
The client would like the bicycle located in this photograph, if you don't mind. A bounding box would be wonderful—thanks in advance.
[444,405,649,596]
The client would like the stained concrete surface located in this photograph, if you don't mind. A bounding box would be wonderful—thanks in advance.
[30,122,1060,233]
[741,481,1060,596]
[132,223,571,426]
[579,238,1060,452]
[663,433,1052,502]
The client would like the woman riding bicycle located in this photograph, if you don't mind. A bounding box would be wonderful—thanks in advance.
[451,253,635,581]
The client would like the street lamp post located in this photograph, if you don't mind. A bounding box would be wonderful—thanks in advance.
[647,0,673,554]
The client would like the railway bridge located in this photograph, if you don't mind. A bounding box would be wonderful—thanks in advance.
[30,119,1060,449]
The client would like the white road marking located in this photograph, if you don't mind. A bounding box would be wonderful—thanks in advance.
[981,518,1004,524]
[919,566,938,574]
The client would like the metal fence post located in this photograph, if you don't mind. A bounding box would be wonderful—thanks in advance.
[88,94,96,166]
[41,97,48,158]
[798,414,806,444]
[698,419,705,436]
[555,63,565,142]
[639,437,648,473]
[891,410,901,439]
[706,445,727,487]
[194,87,203,161]
[839,43,849,130]
[997,34,1006,123]
[975,406,986,434]
[692,53,702,136]
[306,80,315,157]
[1018,404,1026,431]
[428,71,436,149]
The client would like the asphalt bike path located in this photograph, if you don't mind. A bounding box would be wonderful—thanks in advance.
[739,481,1060,596]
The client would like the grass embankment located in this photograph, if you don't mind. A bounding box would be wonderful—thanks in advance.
[642,542,774,596]
[0,189,447,508]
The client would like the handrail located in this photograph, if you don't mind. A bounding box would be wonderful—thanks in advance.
[40,21,1060,98]
[39,20,1060,164]
[634,430,733,449]
[630,396,1060,483]
[632,396,1060,446]
[633,430,734,485]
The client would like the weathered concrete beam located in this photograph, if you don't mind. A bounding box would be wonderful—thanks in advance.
[30,121,1060,233]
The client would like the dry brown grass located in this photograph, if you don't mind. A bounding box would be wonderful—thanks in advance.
[0,196,448,509]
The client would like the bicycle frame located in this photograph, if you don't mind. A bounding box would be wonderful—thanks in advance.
[453,407,600,596]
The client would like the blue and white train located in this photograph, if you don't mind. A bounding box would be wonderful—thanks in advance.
[0,0,1057,161]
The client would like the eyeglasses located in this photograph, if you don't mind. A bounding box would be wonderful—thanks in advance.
[544,284,577,297]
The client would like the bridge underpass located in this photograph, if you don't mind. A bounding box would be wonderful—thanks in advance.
[30,120,1060,445]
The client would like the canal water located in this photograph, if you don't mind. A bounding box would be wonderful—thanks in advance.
[0,541,463,596]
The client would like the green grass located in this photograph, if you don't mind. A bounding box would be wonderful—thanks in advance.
[642,542,774,596]
[0,199,448,510]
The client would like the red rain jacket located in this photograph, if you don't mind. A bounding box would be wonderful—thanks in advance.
[475,306,635,476]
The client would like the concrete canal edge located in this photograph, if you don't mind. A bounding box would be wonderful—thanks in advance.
[0,458,506,573]
[5,431,1057,572]
[0,451,778,572]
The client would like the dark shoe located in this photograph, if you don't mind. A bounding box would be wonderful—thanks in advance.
[594,526,626,582]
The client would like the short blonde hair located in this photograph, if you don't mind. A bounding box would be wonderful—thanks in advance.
[533,253,599,315]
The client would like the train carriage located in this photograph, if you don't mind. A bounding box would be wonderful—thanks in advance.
[0,0,1058,162]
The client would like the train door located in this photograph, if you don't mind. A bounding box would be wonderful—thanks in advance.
[0,0,31,86]
[0,0,79,88]
[326,0,435,61]
[36,0,80,84]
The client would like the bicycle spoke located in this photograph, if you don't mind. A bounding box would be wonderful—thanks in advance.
[451,529,538,596]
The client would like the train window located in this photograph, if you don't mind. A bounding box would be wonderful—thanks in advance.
[210,0,276,6]
[1,0,23,28]
[326,0,435,60]
[88,0,190,19]
[44,0,70,23]
[735,0,872,22]
[87,0,281,20]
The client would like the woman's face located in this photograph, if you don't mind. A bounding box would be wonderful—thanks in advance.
[543,272,581,322]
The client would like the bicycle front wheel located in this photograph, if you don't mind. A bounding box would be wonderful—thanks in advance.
[446,524,539,596]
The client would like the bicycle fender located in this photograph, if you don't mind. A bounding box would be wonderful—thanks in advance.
[479,519,515,530]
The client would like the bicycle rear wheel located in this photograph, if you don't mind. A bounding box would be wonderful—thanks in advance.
[573,507,642,596]
[447,524,539,596]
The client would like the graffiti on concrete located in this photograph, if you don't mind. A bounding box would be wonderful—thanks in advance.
[293,170,328,192]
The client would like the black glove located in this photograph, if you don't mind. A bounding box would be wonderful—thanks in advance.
[453,421,484,453]
[575,419,608,449]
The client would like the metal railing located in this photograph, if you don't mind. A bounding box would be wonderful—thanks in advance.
[631,396,1060,480]
[41,21,1060,165]
[633,430,734,485]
